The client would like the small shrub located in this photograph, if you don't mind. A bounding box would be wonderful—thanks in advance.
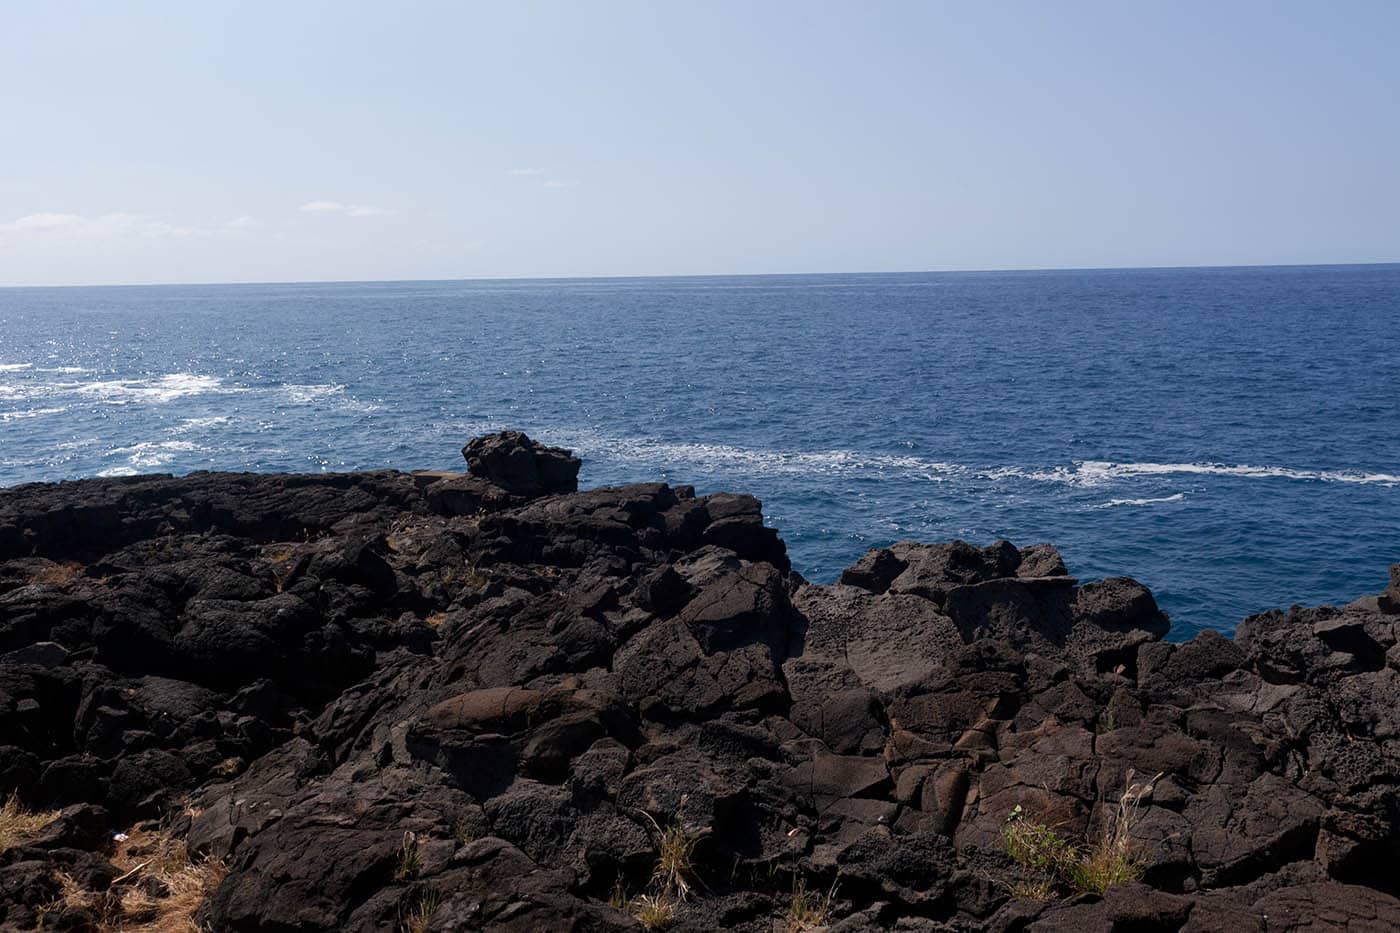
[0,793,59,853]
[1002,806,1075,877]
[608,880,629,911]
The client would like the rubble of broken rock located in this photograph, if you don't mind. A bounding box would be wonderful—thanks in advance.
[2,431,1399,931]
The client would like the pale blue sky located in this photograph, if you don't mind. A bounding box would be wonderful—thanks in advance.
[2,1,1397,286]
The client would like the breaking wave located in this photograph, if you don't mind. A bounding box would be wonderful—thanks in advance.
[1006,460,1400,488]
[72,374,238,404]
[546,432,1400,489]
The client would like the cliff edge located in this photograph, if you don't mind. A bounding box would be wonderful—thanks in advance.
[2,432,1398,931]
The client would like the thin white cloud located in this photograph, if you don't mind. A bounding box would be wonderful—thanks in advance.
[509,168,545,176]
[11,212,83,229]
[543,180,577,189]
[225,215,258,230]
[0,212,204,241]
[299,200,390,217]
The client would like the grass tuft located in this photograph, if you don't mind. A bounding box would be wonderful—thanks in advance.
[630,892,676,930]
[394,831,421,881]
[1002,770,1161,899]
[615,812,702,928]
[1007,876,1056,901]
[1071,769,1161,893]
[399,887,440,933]
[0,793,60,853]
[1001,806,1075,877]
[652,823,698,902]
[786,876,836,931]
[42,825,226,932]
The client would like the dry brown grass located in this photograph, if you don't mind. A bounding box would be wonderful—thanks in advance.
[394,831,421,881]
[260,545,307,593]
[0,793,60,853]
[27,561,84,587]
[652,823,698,901]
[629,892,676,930]
[43,825,226,932]
[615,813,702,930]
[1070,770,1161,893]
[1007,876,1056,901]
[785,877,836,931]
[398,887,440,933]
[1002,770,1162,899]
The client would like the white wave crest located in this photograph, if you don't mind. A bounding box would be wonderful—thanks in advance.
[1093,493,1187,509]
[283,383,345,402]
[555,432,967,481]
[170,415,232,433]
[0,363,33,372]
[71,373,239,404]
[97,466,140,477]
[0,407,67,422]
[1005,460,1400,488]
[36,366,91,374]
[541,432,1400,490]
[109,440,205,468]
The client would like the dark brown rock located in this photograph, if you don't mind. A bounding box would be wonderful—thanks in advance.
[461,430,580,497]
[0,433,1395,932]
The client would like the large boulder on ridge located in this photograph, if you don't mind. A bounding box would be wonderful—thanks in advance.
[461,430,581,498]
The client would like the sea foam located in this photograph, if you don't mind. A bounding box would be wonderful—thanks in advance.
[544,431,1400,489]
[1093,493,1188,509]
[71,373,238,404]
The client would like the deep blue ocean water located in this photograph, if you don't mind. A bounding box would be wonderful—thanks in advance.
[1,266,1397,638]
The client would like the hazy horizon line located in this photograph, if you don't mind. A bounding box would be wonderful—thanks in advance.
[3,258,1398,291]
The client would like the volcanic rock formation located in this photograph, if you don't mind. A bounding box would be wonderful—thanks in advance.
[1,432,1398,930]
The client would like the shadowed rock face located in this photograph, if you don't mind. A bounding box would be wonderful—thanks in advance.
[0,432,1398,930]
[461,430,581,498]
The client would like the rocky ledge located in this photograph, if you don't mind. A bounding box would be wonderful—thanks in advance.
[2,432,1400,931]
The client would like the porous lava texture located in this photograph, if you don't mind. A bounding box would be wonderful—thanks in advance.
[2,432,1399,930]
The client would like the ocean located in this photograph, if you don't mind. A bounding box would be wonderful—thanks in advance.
[1,265,1397,638]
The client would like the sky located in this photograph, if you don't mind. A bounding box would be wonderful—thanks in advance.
[1,1,1398,286]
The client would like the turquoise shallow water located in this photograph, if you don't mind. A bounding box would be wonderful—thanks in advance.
[1,265,1397,637]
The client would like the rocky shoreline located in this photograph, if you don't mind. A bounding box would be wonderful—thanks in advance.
[2,432,1399,931]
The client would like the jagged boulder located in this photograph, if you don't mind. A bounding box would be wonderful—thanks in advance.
[461,430,581,497]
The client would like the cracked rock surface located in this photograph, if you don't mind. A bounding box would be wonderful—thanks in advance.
[2,432,1399,930]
